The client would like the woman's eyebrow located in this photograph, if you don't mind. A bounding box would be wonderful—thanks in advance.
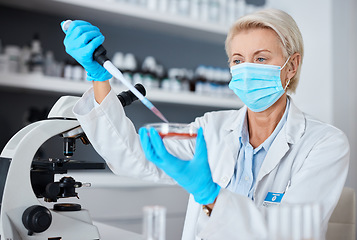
[253,49,272,55]
[231,49,271,58]
[231,53,244,58]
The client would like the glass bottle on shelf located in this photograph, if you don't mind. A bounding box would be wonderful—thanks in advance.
[122,52,138,85]
[28,33,44,74]
[19,43,31,74]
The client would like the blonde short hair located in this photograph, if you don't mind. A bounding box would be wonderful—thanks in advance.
[225,9,304,93]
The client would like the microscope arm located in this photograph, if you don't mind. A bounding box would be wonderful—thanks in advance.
[1,120,44,158]
[1,86,146,239]
[1,119,101,239]
[0,96,101,239]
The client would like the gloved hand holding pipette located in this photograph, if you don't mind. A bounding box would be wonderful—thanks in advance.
[61,20,112,82]
[61,20,168,123]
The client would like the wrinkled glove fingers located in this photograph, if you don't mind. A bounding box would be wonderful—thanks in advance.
[147,128,189,180]
[65,25,102,49]
[139,128,163,165]
[79,30,103,46]
[148,128,186,174]
[195,128,207,154]
[81,34,104,56]
[70,25,101,41]
[65,23,97,42]
[192,128,208,164]
[149,128,178,161]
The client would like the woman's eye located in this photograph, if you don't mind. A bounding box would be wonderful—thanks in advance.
[257,57,266,62]
[233,59,241,64]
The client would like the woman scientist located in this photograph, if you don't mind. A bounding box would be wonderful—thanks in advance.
[62,9,349,239]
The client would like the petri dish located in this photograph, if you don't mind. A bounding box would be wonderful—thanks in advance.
[144,123,197,139]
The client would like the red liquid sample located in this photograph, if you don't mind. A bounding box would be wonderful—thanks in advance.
[159,132,197,139]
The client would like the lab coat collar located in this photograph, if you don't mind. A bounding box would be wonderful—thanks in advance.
[214,98,306,187]
[229,96,305,143]
[225,105,248,133]
[224,105,247,159]
[256,96,306,182]
[285,96,306,144]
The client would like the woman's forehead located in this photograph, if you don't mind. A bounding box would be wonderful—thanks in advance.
[230,28,283,56]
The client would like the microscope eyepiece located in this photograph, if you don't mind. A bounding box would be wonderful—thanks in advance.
[117,83,146,107]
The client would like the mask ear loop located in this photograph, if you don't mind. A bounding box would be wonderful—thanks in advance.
[280,56,291,70]
[281,56,292,91]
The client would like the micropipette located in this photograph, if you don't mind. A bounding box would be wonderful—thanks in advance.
[61,20,169,123]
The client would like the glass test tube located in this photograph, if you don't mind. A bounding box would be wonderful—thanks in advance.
[143,205,166,240]
[266,203,321,240]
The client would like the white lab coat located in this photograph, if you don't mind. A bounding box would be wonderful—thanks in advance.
[73,88,349,240]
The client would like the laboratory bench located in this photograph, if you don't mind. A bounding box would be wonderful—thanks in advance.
[49,171,189,239]
[94,221,144,240]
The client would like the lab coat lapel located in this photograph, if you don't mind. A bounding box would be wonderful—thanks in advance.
[257,97,306,182]
[212,108,246,188]
[257,130,289,182]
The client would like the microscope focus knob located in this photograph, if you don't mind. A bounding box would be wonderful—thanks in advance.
[22,205,52,235]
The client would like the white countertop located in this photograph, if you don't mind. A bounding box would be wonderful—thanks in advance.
[94,221,144,240]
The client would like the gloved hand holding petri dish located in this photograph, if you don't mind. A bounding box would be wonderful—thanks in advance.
[138,124,220,205]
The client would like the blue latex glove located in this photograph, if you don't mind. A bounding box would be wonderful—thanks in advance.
[139,127,221,205]
[61,20,112,81]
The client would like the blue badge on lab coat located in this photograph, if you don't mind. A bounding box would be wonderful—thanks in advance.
[262,192,284,207]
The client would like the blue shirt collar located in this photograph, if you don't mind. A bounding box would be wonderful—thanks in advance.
[238,98,290,153]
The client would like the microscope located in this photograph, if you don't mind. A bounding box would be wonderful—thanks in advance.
[0,84,146,240]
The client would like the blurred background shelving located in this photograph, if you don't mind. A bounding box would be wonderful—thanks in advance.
[0,0,256,44]
[0,72,242,108]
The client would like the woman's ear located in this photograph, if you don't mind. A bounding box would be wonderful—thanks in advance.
[287,52,301,79]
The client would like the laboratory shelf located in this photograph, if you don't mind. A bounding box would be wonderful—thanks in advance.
[0,72,242,108]
[0,0,228,44]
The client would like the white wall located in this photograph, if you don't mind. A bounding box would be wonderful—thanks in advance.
[271,0,357,235]
[331,0,357,194]
[269,0,334,123]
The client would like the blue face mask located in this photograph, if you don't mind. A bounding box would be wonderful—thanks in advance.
[229,57,291,112]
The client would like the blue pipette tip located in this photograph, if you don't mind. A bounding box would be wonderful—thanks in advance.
[141,98,168,122]
[151,107,169,123]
